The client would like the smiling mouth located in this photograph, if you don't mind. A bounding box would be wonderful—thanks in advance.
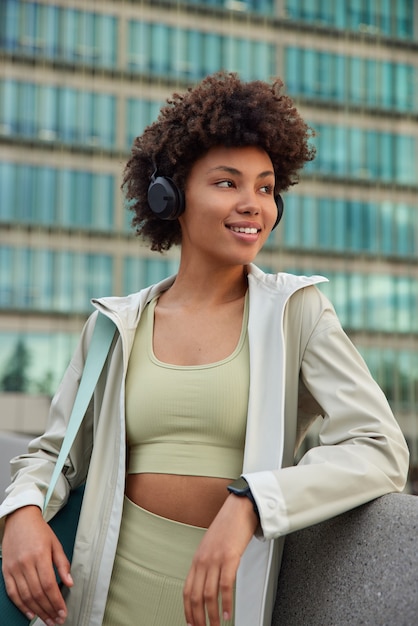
[228,226,260,234]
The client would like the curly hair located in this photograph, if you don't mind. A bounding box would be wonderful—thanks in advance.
[123,72,315,252]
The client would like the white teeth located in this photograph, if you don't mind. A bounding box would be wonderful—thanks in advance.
[230,226,258,234]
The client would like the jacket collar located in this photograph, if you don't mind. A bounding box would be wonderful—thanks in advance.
[92,263,327,329]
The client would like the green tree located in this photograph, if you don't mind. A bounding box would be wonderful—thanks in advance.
[0,339,31,392]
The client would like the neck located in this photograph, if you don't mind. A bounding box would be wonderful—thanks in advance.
[165,263,249,306]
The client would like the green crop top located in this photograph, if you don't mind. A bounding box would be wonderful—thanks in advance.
[125,293,249,479]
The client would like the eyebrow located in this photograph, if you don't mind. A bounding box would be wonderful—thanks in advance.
[207,166,274,178]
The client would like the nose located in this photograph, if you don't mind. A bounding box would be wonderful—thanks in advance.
[235,189,260,215]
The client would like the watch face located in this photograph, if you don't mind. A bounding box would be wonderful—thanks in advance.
[230,476,249,491]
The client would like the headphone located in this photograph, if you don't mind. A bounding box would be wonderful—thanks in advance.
[147,171,284,229]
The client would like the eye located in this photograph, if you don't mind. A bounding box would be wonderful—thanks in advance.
[260,184,274,194]
[216,180,234,188]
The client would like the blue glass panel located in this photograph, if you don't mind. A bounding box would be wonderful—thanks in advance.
[15,165,33,222]
[333,272,349,326]
[0,247,12,306]
[334,126,346,176]
[379,132,393,181]
[34,167,56,225]
[0,0,19,50]
[251,41,274,80]
[365,59,378,107]
[58,87,76,142]
[348,273,365,329]
[92,93,115,147]
[379,0,392,36]
[348,128,364,178]
[36,85,57,141]
[0,80,16,135]
[333,200,346,251]
[31,249,53,310]
[16,82,35,135]
[317,197,333,250]
[127,20,150,72]
[379,201,394,254]
[40,3,59,57]
[92,175,114,230]
[396,276,412,333]
[285,47,300,95]
[349,57,364,105]
[395,204,414,257]
[56,169,74,227]
[395,135,415,184]
[395,64,413,111]
[335,54,346,101]
[0,162,14,221]
[396,0,413,38]
[98,14,117,67]
[364,202,378,253]
[89,254,113,299]
[202,33,222,75]
[187,30,203,79]
[300,196,317,247]
[282,195,299,247]
[73,171,92,227]
[380,61,393,108]
[0,330,78,395]
[302,49,316,97]
[59,7,77,61]
[366,131,379,178]
[151,23,169,75]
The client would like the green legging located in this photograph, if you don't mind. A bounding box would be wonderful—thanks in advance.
[103,496,235,625]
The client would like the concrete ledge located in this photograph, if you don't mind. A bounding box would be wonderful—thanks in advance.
[273,493,418,626]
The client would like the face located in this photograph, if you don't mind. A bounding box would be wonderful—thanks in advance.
[179,145,277,268]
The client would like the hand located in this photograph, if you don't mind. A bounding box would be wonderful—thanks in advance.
[2,505,74,626]
[183,494,258,626]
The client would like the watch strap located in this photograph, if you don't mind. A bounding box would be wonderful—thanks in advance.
[227,477,259,519]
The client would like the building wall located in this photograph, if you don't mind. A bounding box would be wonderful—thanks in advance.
[0,0,417,468]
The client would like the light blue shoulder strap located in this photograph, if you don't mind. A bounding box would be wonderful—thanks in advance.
[43,313,117,512]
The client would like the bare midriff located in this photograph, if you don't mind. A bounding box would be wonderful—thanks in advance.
[125,473,232,528]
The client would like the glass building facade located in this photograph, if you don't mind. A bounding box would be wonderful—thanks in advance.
[0,1,417,474]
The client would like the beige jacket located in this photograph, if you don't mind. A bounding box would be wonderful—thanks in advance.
[0,265,409,626]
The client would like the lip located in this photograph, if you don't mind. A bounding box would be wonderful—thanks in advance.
[225,221,262,233]
[226,221,262,243]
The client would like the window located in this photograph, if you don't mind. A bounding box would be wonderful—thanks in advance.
[284,0,416,40]
[1,1,118,68]
[0,162,115,231]
[280,195,417,259]
[127,21,275,81]
[0,330,79,395]
[286,48,416,112]
[123,257,179,295]
[0,80,117,149]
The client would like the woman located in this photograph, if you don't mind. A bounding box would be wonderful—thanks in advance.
[0,73,409,626]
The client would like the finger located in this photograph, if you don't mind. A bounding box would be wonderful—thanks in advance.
[51,538,74,589]
[218,559,238,624]
[7,564,63,626]
[202,566,221,626]
[184,565,208,626]
[3,570,37,622]
[35,554,68,622]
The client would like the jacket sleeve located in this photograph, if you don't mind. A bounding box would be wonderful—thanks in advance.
[245,291,409,540]
[0,312,99,530]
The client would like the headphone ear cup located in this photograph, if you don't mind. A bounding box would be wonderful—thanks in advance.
[147,176,185,220]
[272,194,284,230]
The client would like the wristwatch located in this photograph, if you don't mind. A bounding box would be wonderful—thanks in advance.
[227,476,259,519]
